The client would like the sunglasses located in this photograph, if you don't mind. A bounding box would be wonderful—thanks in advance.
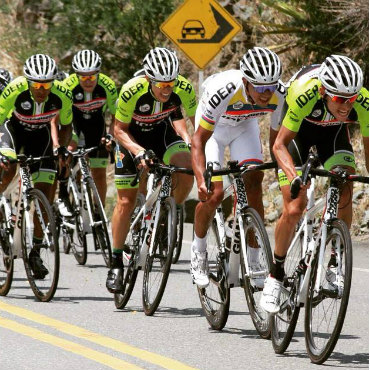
[78,74,98,82]
[250,82,278,93]
[325,90,358,104]
[28,81,53,90]
[151,80,176,89]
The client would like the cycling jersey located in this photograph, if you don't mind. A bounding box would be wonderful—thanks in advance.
[0,76,73,129]
[115,74,197,132]
[196,69,285,132]
[282,65,369,137]
[64,73,117,120]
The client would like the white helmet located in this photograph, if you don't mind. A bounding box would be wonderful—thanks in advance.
[72,49,102,73]
[240,47,282,84]
[23,54,57,81]
[319,55,363,95]
[143,47,179,81]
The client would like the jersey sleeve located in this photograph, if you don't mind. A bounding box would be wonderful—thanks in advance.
[354,87,369,137]
[0,77,27,124]
[98,73,118,115]
[282,79,320,132]
[54,81,73,125]
[174,75,197,117]
[115,78,146,124]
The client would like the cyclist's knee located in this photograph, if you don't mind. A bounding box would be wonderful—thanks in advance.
[115,191,137,214]
[206,185,224,209]
[283,202,305,224]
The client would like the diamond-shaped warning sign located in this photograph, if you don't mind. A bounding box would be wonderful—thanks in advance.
[161,0,242,69]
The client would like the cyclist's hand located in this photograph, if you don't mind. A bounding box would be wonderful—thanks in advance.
[197,180,214,202]
[290,176,310,199]
[54,146,72,170]
[134,149,156,170]
[101,134,114,152]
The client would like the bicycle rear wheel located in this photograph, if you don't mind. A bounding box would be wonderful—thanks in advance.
[172,204,184,264]
[142,196,176,316]
[240,208,273,339]
[85,177,112,267]
[114,194,144,309]
[198,218,230,330]
[271,227,303,353]
[22,189,59,302]
[0,203,13,296]
[305,219,352,364]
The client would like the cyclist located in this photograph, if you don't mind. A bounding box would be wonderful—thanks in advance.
[0,68,13,96]
[0,54,73,278]
[106,47,196,293]
[260,55,369,314]
[191,46,285,288]
[63,49,117,210]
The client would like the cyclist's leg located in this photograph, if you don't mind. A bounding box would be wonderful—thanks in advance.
[320,124,356,229]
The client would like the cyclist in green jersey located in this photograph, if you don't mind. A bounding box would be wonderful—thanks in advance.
[106,47,195,293]
[0,54,73,278]
[261,55,369,314]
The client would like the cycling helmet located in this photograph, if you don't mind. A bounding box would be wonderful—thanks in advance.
[24,54,57,81]
[72,49,102,73]
[143,47,179,82]
[319,55,363,95]
[55,70,70,81]
[240,47,282,84]
[0,68,12,84]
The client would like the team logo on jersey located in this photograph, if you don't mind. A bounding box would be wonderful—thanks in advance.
[233,101,244,110]
[75,93,83,100]
[139,104,150,112]
[312,109,322,118]
[21,101,32,110]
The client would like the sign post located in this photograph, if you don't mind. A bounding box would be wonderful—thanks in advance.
[160,0,242,70]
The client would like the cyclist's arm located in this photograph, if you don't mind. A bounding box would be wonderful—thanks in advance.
[173,117,192,144]
[0,77,26,124]
[269,127,279,161]
[273,125,298,183]
[114,119,144,156]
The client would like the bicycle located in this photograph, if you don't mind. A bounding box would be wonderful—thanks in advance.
[55,146,112,267]
[0,154,59,301]
[172,203,184,264]
[197,160,276,334]
[271,151,369,364]
[114,152,193,316]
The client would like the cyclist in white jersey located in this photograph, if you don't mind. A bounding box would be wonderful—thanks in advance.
[191,47,285,288]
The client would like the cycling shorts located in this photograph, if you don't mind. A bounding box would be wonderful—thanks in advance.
[0,121,56,184]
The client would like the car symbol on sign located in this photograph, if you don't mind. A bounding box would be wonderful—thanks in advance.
[181,20,205,39]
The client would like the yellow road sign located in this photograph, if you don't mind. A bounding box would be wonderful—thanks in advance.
[161,0,242,69]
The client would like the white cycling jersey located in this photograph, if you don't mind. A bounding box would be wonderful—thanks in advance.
[196,69,285,132]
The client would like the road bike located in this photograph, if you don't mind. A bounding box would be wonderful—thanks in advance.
[0,154,59,301]
[114,153,193,315]
[197,160,276,335]
[55,146,112,267]
[271,151,369,364]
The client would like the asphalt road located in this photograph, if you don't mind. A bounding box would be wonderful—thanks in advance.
[0,225,368,370]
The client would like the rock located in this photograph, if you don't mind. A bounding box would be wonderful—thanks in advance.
[273,194,283,209]
[266,210,279,222]
[269,181,279,191]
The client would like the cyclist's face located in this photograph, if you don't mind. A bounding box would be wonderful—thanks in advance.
[323,91,355,121]
[150,83,174,103]
[244,79,274,106]
[30,85,52,103]
[78,72,98,92]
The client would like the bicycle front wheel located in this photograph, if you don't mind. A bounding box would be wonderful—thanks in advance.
[142,197,176,316]
[240,208,272,339]
[305,219,352,364]
[0,203,13,296]
[85,177,112,267]
[172,204,184,264]
[271,225,303,353]
[198,218,230,330]
[22,189,59,302]
[114,194,144,309]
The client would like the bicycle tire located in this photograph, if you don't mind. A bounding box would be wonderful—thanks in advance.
[114,194,145,309]
[172,204,184,264]
[69,192,87,265]
[271,226,303,353]
[142,196,176,316]
[197,218,230,330]
[240,208,273,339]
[85,177,112,267]
[21,189,59,302]
[0,203,13,296]
[305,219,352,364]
